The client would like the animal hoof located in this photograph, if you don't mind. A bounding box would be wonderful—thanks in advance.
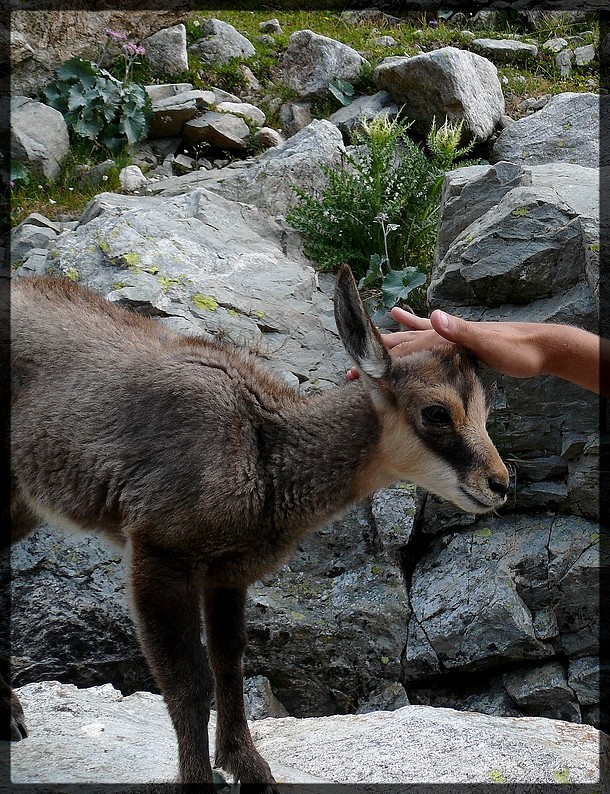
[1,691,28,741]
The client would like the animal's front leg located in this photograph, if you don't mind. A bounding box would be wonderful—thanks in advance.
[203,585,276,787]
[0,674,28,741]
[129,539,214,786]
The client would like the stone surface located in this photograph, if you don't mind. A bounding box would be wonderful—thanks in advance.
[215,101,266,127]
[373,47,505,142]
[10,681,604,786]
[182,111,250,150]
[142,23,188,75]
[149,120,344,221]
[277,30,368,100]
[118,165,147,192]
[11,10,189,94]
[253,127,284,149]
[11,222,58,265]
[244,675,289,720]
[149,89,216,138]
[471,38,538,62]
[190,18,255,64]
[492,92,605,167]
[278,101,312,138]
[329,91,398,140]
[11,96,70,181]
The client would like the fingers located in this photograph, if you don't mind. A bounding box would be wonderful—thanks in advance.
[390,306,432,331]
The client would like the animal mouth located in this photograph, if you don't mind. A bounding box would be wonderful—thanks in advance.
[459,487,496,512]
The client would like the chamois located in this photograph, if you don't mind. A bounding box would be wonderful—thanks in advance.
[5,266,508,785]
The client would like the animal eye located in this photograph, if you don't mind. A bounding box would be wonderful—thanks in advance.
[421,405,452,426]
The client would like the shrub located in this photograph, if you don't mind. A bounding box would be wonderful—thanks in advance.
[42,56,152,155]
[288,115,473,314]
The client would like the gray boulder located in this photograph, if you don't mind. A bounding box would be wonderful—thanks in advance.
[118,165,147,192]
[492,92,606,167]
[190,18,255,64]
[277,30,368,100]
[373,47,505,142]
[149,120,344,220]
[11,681,603,785]
[142,23,188,75]
[215,101,266,127]
[148,89,216,138]
[278,101,312,138]
[183,111,250,150]
[11,96,70,181]
[253,127,284,149]
[471,38,538,62]
[329,91,398,140]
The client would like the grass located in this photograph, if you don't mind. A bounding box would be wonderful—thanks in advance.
[9,9,599,225]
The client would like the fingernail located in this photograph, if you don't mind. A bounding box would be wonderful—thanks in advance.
[438,310,450,330]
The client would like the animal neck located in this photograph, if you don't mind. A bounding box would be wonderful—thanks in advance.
[265,381,396,539]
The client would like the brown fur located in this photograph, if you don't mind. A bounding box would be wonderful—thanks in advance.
[5,268,508,785]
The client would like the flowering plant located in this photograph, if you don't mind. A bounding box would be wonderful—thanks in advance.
[99,28,146,82]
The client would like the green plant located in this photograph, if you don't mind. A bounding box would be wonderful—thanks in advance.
[288,114,470,313]
[42,56,152,155]
[0,160,30,187]
[328,78,355,106]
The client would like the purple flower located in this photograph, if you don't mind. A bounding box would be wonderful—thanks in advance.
[7,180,14,188]
[428,19,438,27]
[105,28,128,41]
[136,46,146,56]
[122,41,138,55]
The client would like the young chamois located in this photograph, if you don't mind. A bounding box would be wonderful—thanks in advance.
[6,265,508,785]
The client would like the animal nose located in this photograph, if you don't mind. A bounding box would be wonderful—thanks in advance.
[488,476,508,499]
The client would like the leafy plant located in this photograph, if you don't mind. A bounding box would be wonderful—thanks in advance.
[0,160,30,187]
[328,78,355,106]
[42,56,152,155]
[288,114,471,313]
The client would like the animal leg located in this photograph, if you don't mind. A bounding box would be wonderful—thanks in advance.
[0,673,28,741]
[203,585,275,786]
[129,540,214,786]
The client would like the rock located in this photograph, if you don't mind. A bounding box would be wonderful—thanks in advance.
[470,38,538,63]
[13,248,50,278]
[11,222,58,265]
[211,86,242,104]
[492,92,605,167]
[215,101,266,127]
[404,514,599,688]
[542,36,568,53]
[372,35,397,47]
[556,48,573,77]
[373,47,505,142]
[568,656,599,707]
[355,681,409,714]
[190,18,255,64]
[119,165,147,192]
[278,101,312,138]
[172,153,195,174]
[142,23,188,75]
[11,10,189,94]
[370,483,417,563]
[11,681,604,785]
[237,64,261,95]
[574,44,596,65]
[244,675,289,720]
[277,30,368,100]
[144,82,193,102]
[11,96,70,181]
[9,528,153,693]
[503,661,582,722]
[155,119,344,219]
[148,89,216,138]
[517,94,551,113]
[182,111,250,150]
[329,91,398,140]
[253,127,284,149]
[259,18,282,34]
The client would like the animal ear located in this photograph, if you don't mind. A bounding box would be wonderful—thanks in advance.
[334,264,391,381]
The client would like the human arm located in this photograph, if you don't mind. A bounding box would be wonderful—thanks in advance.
[347,306,607,396]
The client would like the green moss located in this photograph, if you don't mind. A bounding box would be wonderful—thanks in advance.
[112,282,127,290]
[553,768,570,783]
[98,239,111,254]
[145,265,160,275]
[511,207,529,217]
[290,610,305,621]
[254,309,265,319]
[123,252,141,268]
[380,656,390,665]
[65,266,79,282]
[475,527,493,538]
[590,243,600,252]
[227,308,240,318]
[192,293,219,311]
[489,769,507,783]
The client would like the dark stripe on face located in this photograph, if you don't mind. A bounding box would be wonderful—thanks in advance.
[411,421,484,481]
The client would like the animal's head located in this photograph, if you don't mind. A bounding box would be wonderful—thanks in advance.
[334,265,509,514]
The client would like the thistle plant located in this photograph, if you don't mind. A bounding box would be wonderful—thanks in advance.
[289,114,474,315]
